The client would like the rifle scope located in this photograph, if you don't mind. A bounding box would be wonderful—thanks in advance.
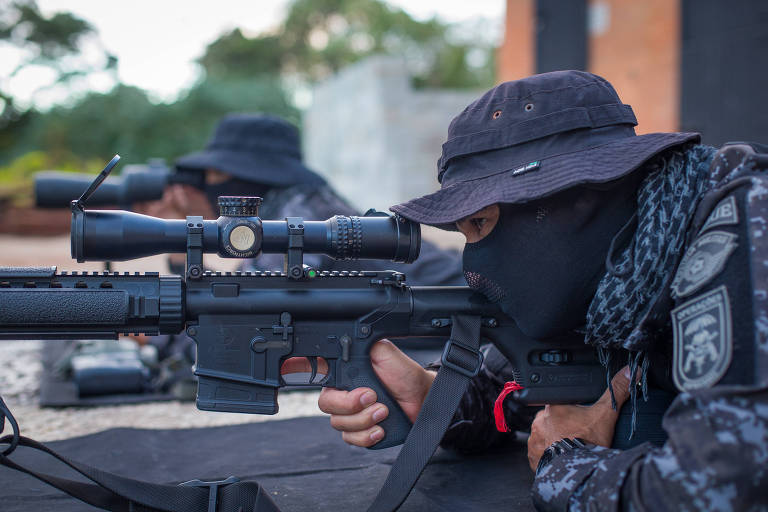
[71,196,420,264]
[35,162,203,208]
[68,156,420,267]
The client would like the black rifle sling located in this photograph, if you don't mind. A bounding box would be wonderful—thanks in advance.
[0,434,278,512]
[367,314,483,512]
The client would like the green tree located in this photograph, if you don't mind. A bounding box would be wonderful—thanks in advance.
[15,77,297,166]
[0,0,116,163]
[199,29,284,80]
[1,0,495,182]
[0,0,115,125]
[196,0,495,88]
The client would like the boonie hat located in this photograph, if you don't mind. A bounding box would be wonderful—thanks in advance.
[390,70,699,229]
[176,114,325,187]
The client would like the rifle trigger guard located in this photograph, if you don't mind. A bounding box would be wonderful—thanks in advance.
[309,356,318,383]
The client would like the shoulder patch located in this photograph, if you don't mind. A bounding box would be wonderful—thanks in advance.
[672,286,733,391]
[700,195,739,234]
[671,231,738,298]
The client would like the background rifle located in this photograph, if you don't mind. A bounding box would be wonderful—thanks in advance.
[33,159,203,208]
[1,156,605,449]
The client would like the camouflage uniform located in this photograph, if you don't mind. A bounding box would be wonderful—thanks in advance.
[442,145,768,510]
[245,183,465,286]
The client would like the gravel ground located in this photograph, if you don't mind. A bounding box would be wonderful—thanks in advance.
[1,339,324,442]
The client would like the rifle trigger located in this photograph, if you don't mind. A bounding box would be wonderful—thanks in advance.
[309,357,318,383]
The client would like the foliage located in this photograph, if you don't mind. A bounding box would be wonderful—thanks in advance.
[0,0,115,125]
[0,149,104,205]
[0,0,495,191]
[7,78,298,168]
[199,30,284,80]
[198,0,495,88]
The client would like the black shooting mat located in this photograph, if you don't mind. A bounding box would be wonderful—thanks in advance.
[38,340,177,407]
[0,416,535,511]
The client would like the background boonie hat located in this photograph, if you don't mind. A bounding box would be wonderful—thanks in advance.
[175,113,325,187]
[390,70,699,229]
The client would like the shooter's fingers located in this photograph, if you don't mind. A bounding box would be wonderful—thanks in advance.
[330,403,389,432]
[280,357,329,375]
[341,426,385,448]
[168,184,188,205]
[318,386,377,415]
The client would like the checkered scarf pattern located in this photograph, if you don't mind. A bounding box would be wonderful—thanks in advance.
[584,144,716,422]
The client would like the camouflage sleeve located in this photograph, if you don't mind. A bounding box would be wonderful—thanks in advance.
[533,386,768,511]
[435,344,539,454]
[533,163,768,511]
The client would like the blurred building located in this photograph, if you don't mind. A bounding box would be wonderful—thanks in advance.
[499,0,768,146]
[304,56,479,212]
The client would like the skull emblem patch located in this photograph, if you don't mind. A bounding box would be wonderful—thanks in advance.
[672,286,733,391]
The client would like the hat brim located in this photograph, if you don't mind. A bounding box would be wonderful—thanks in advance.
[175,149,325,187]
[391,132,700,229]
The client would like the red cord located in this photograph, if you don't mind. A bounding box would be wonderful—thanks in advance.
[494,381,524,432]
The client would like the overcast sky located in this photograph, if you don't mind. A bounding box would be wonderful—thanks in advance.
[1,0,504,108]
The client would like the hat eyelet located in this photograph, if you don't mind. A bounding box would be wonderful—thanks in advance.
[524,103,534,112]
[492,110,502,120]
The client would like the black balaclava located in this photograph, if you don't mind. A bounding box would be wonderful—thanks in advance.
[463,176,641,340]
[203,178,271,213]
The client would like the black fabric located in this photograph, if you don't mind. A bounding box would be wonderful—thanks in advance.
[612,387,676,450]
[462,179,639,339]
[0,435,280,512]
[0,417,535,512]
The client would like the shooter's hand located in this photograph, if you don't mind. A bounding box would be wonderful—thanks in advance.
[527,366,633,471]
[282,340,436,448]
[134,184,214,220]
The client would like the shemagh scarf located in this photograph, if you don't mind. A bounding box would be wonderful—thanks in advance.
[584,144,717,419]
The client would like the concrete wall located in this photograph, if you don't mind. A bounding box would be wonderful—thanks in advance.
[303,56,480,212]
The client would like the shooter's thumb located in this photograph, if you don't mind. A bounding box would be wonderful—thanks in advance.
[595,366,633,415]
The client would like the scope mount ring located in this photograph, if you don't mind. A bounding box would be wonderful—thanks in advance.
[285,216,305,280]
[186,215,205,280]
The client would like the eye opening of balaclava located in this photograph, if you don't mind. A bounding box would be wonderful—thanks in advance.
[462,173,643,340]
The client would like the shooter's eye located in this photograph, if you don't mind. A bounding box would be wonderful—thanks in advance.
[456,204,500,243]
